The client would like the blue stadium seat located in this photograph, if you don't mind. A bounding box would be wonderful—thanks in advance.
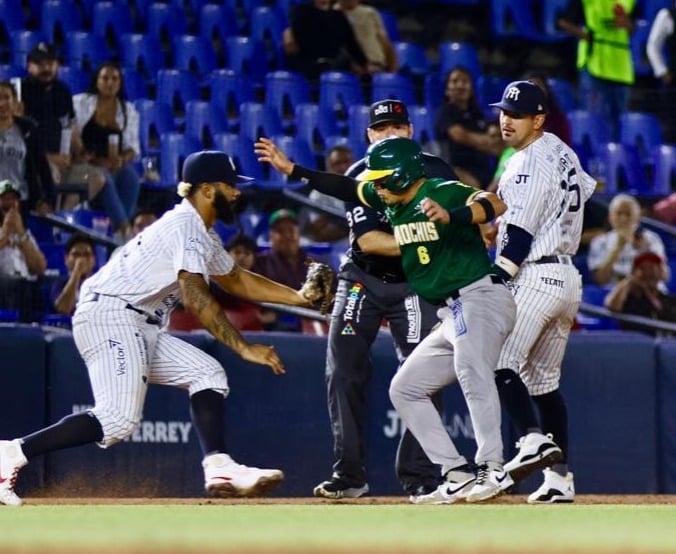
[599,143,650,195]
[294,102,340,154]
[347,104,370,155]
[250,6,286,69]
[198,3,238,47]
[477,74,511,114]
[547,77,576,113]
[408,105,435,146]
[65,31,108,72]
[569,110,611,158]
[378,9,400,42]
[118,34,165,81]
[184,100,229,148]
[652,144,676,197]
[438,41,481,82]
[238,101,284,142]
[641,0,672,23]
[208,69,256,130]
[371,72,417,106]
[146,2,187,43]
[0,64,26,80]
[225,36,268,88]
[135,98,177,155]
[490,0,545,42]
[0,0,25,38]
[212,133,266,182]
[630,19,653,77]
[159,132,202,186]
[394,41,430,79]
[40,0,83,45]
[92,1,134,52]
[121,68,148,101]
[319,71,365,131]
[424,72,444,112]
[542,0,572,40]
[264,70,311,130]
[619,111,663,159]
[57,65,89,94]
[156,69,201,118]
[173,35,218,78]
[9,30,45,68]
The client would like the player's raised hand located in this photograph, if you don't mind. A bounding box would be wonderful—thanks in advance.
[421,197,450,224]
[254,137,294,176]
[240,343,286,375]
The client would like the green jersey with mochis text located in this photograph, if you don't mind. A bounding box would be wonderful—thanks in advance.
[357,178,492,305]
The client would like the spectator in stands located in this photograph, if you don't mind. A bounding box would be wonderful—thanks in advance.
[72,62,141,239]
[647,4,676,143]
[283,0,369,81]
[254,209,330,332]
[0,81,56,216]
[0,179,47,322]
[434,66,503,190]
[131,208,157,236]
[588,193,668,286]
[604,252,676,337]
[558,0,636,141]
[20,43,105,212]
[300,144,352,244]
[335,0,398,73]
[50,232,96,316]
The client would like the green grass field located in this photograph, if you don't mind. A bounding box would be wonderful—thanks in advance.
[1,503,675,553]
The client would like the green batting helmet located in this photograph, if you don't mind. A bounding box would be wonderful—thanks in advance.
[357,137,426,193]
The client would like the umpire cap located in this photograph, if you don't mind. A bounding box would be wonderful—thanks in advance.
[369,99,410,128]
[490,80,547,115]
[181,150,254,186]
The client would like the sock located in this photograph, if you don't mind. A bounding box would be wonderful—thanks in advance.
[494,368,540,437]
[532,389,569,463]
[190,389,226,456]
[20,412,103,459]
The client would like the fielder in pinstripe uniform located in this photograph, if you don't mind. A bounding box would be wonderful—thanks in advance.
[0,151,321,506]
[489,81,596,503]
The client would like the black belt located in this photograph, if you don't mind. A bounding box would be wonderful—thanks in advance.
[352,259,406,283]
[86,293,161,325]
[532,255,572,265]
[448,274,504,301]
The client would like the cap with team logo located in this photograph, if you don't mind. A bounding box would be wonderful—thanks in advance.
[0,180,21,196]
[181,150,254,186]
[269,208,298,228]
[27,43,59,64]
[368,99,410,128]
[489,80,548,115]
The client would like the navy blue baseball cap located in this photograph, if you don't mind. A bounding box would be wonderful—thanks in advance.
[181,150,254,186]
[490,80,548,115]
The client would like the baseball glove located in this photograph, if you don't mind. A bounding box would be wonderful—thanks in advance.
[300,262,335,314]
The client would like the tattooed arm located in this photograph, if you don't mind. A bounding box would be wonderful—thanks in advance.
[178,271,285,374]
[211,265,310,306]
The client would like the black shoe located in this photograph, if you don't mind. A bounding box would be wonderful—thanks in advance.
[313,476,369,499]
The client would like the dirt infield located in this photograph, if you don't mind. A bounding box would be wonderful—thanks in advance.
[21,494,676,505]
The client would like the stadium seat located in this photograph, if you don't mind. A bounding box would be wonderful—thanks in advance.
[156,69,201,119]
[652,144,676,197]
[424,72,444,112]
[490,0,545,42]
[9,30,45,68]
[347,104,370,155]
[92,1,134,52]
[65,31,109,73]
[477,75,511,114]
[173,35,218,78]
[184,100,229,148]
[599,143,650,196]
[264,71,311,130]
[0,0,25,40]
[319,71,365,131]
[408,105,435,146]
[294,102,340,154]
[569,110,611,158]
[378,9,400,42]
[121,68,148,100]
[208,69,256,130]
[57,64,89,94]
[542,0,571,40]
[40,0,83,45]
[250,6,286,69]
[546,77,576,113]
[630,19,653,77]
[159,132,202,186]
[619,112,663,158]
[438,41,481,82]
[370,72,417,106]
[212,133,266,182]
[0,64,26,81]
[225,36,268,88]
[394,41,430,79]
[198,3,238,48]
[135,98,177,155]
[146,2,187,44]
[238,102,284,143]
[118,34,165,82]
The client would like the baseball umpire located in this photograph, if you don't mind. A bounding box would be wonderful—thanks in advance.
[0,150,328,506]
[489,81,596,503]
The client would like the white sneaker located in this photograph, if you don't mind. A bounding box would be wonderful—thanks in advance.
[504,432,563,483]
[465,462,513,503]
[410,466,476,505]
[0,439,28,507]
[527,469,575,504]
[203,453,284,498]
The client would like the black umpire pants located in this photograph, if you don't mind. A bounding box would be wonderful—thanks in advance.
[325,263,442,494]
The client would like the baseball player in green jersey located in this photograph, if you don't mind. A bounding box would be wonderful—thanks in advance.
[256,136,517,503]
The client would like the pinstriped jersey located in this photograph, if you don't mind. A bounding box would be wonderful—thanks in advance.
[359,178,491,305]
[79,199,234,323]
[496,132,596,261]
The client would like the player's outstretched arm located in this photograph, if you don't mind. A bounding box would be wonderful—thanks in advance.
[211,266,310,307]
[179,270,285,374]
[422,191,506,225]
[254,137,361,203]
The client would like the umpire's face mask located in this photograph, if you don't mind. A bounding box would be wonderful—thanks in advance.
[213,188,237,224]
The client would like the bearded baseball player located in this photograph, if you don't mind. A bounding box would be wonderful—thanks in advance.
[0,150,322,506]
[489,81,596,503]
[256,136,517,503]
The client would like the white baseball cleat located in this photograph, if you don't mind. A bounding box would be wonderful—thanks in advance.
[0,439,28,507]
[504,432,563,483]
[527,469,575,504]
[410,465,476,505]
[203,453,284,498]
[464,462,513,503]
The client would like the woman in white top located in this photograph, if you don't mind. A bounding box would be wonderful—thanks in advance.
[72,62,141,237]
[587,193,669,286]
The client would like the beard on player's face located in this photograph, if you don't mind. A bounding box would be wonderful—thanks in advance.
[212,188,237,224]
